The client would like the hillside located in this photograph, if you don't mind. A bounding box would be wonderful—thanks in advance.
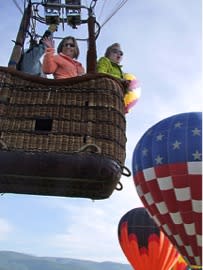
[0,251,132,270]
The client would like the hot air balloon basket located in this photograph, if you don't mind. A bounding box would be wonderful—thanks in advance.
[0,66,127,199]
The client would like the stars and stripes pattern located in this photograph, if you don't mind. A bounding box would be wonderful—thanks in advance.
[132,112,202,267]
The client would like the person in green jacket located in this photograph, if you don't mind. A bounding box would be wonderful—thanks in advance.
[97,43,124,79]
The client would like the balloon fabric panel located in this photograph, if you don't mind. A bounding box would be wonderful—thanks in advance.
[123,73,141,114]
[132,112,202,266]
[171,255,188,270]
[118,207,179,270]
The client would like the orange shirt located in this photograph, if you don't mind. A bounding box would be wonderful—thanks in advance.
[42,48,85,79]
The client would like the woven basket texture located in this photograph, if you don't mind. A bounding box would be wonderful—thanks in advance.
[0,67,126,164]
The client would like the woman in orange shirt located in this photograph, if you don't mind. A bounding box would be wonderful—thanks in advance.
[42,36,85,79]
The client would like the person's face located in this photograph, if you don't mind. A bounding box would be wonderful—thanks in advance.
[108,47,123,64]
[61,38,76,58]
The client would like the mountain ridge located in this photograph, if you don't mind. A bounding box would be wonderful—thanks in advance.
[0,251,132,270]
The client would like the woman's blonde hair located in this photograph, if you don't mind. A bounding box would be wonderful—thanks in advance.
[104,43,121,58]
[57,36,80,59]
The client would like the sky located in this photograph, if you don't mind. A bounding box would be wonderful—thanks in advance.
[0,0,202,265]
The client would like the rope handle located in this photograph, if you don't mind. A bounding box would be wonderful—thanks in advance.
[77,143,101,154]
[116,181,123,191]
[0,139,8,150]
[120,165,131,177]
[115,164,131,192]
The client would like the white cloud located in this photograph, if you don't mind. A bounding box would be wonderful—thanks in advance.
[44,201,132,262]
[0,218,13,240]
[34,182,142,263]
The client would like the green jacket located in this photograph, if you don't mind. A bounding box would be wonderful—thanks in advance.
[97,57,123,79]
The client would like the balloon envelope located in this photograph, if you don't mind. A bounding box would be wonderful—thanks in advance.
[123,73,141,113]
[118,207,179,270]
[171,255,188,270]
[132,112,202,267]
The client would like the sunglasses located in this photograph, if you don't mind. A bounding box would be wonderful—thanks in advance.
[111,48,123,56]
[63,43,75,48]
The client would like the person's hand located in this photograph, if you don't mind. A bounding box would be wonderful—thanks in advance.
[41,36,55,48]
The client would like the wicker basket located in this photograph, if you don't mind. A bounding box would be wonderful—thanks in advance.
[0,67,127,199]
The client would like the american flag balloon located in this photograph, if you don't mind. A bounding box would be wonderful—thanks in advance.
[132,112,202,268]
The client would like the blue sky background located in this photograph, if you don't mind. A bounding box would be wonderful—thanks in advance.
[0,0,202,264]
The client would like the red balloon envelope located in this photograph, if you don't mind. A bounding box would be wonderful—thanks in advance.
[132,112,202,268]
[172,255,188,270]
[118,207,179,270]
